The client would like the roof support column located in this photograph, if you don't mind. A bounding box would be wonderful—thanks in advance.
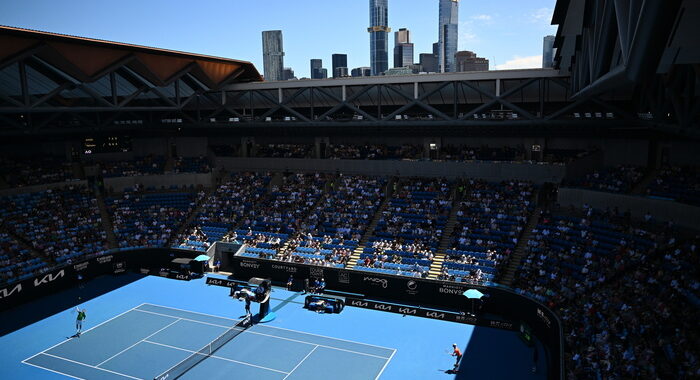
[414,82,419,99]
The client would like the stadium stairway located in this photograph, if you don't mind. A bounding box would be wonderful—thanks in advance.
[428,186,461,279]
[346,177,397,269]
[168,187,213,247]
[498,206,542,287]
[630,167,659,195]
[95,189,118,250]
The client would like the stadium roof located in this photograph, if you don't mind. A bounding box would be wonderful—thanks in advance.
[0,25,262,88]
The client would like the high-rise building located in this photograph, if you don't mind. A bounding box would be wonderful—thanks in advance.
[351,67,372,77]
[368,0,390,76]
[332,54,348,78]
[262,30,284,81]
[419,53,438,73]
[283,67,296,80]
[438,0,459,73]
[319,68,328,79]
[543,35,555,68]
[310,59,324,79]
[455,51,489,72]
[394,28,414,68]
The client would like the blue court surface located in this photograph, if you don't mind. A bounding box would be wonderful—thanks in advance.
[0,274,547,379]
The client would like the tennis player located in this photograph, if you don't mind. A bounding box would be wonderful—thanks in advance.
[451,343,462,370]
[75,307,86,336]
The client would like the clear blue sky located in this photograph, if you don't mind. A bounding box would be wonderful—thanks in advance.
[0,0,558,78]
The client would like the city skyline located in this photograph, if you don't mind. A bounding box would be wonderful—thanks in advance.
[0,0,558,79]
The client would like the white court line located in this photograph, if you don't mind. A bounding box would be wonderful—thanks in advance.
[282,345,317,380]
[257,324,396,352]
[96,318,182,367]
[141,340,289,374]
[21,360,86,380]
[374,349,397,380]
[41,353,143,380]
[140,303,242,322]
[134,308,233,329]
[243,330,392,360]
[142,303,395,352]
[23,303,147,363]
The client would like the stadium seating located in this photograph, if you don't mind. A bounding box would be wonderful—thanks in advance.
[0,156,76,188]
[355,178,452,277]
[0,232,49,285]
[0,186,108,264]
[565,165,643,193]
[174,172,271,251]
[646,166,700,206]
[108,187,198,248]
[440,180,534,284]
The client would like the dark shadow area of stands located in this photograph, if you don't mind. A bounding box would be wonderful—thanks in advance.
[456,326,548,380]
[0,272,145,337]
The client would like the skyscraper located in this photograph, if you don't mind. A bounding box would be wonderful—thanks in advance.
[283,67,296,80]
[332,54,348,78]
[542,35,555,68]
[438,0,459,73]
[394,28,414,68]
[262,30,284,81]
[368,0,390,76]
[310,59,324,79]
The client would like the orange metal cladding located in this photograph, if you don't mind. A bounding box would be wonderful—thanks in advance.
[0,25,262,86]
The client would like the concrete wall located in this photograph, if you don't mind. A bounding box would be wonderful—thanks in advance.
[558,187,700,229]
[216,157,566,183]
[0,180,88,196]
[104,173,212,193]
[174,137,208,157]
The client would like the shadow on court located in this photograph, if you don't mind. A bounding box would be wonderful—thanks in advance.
[0,272,145,337]
[455,326,548,380]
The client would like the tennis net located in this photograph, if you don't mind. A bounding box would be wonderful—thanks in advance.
[153,315,251,380]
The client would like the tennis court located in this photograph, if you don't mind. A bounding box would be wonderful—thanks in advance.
[23,303,395,380]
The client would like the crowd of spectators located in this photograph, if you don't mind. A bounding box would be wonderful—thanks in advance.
[355,178,452,277]
[254,144,313,158]
[439,145,526,161]
[0,185,108,264]
[240,173,328,235]
[98,155,166,178]
[175,173,271,251]
[439,179,534,284]
[0,232,49,285]
[646,166,700,206]
[172,156,211,174]
[303,175,386,241]
[326,144,422,160]
[513,207,700,378]
[565,165,643,193]
[0,156,76,188]
[108,184,200,248]
[274,233,353,267]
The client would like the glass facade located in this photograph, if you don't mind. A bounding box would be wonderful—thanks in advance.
[369,0,389,76]
[262,30,284,81]
[438,0,459,73]
[310,59,323,79]
[394,28,414,68]
[543,35,555,68]
[332,54,348,78]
